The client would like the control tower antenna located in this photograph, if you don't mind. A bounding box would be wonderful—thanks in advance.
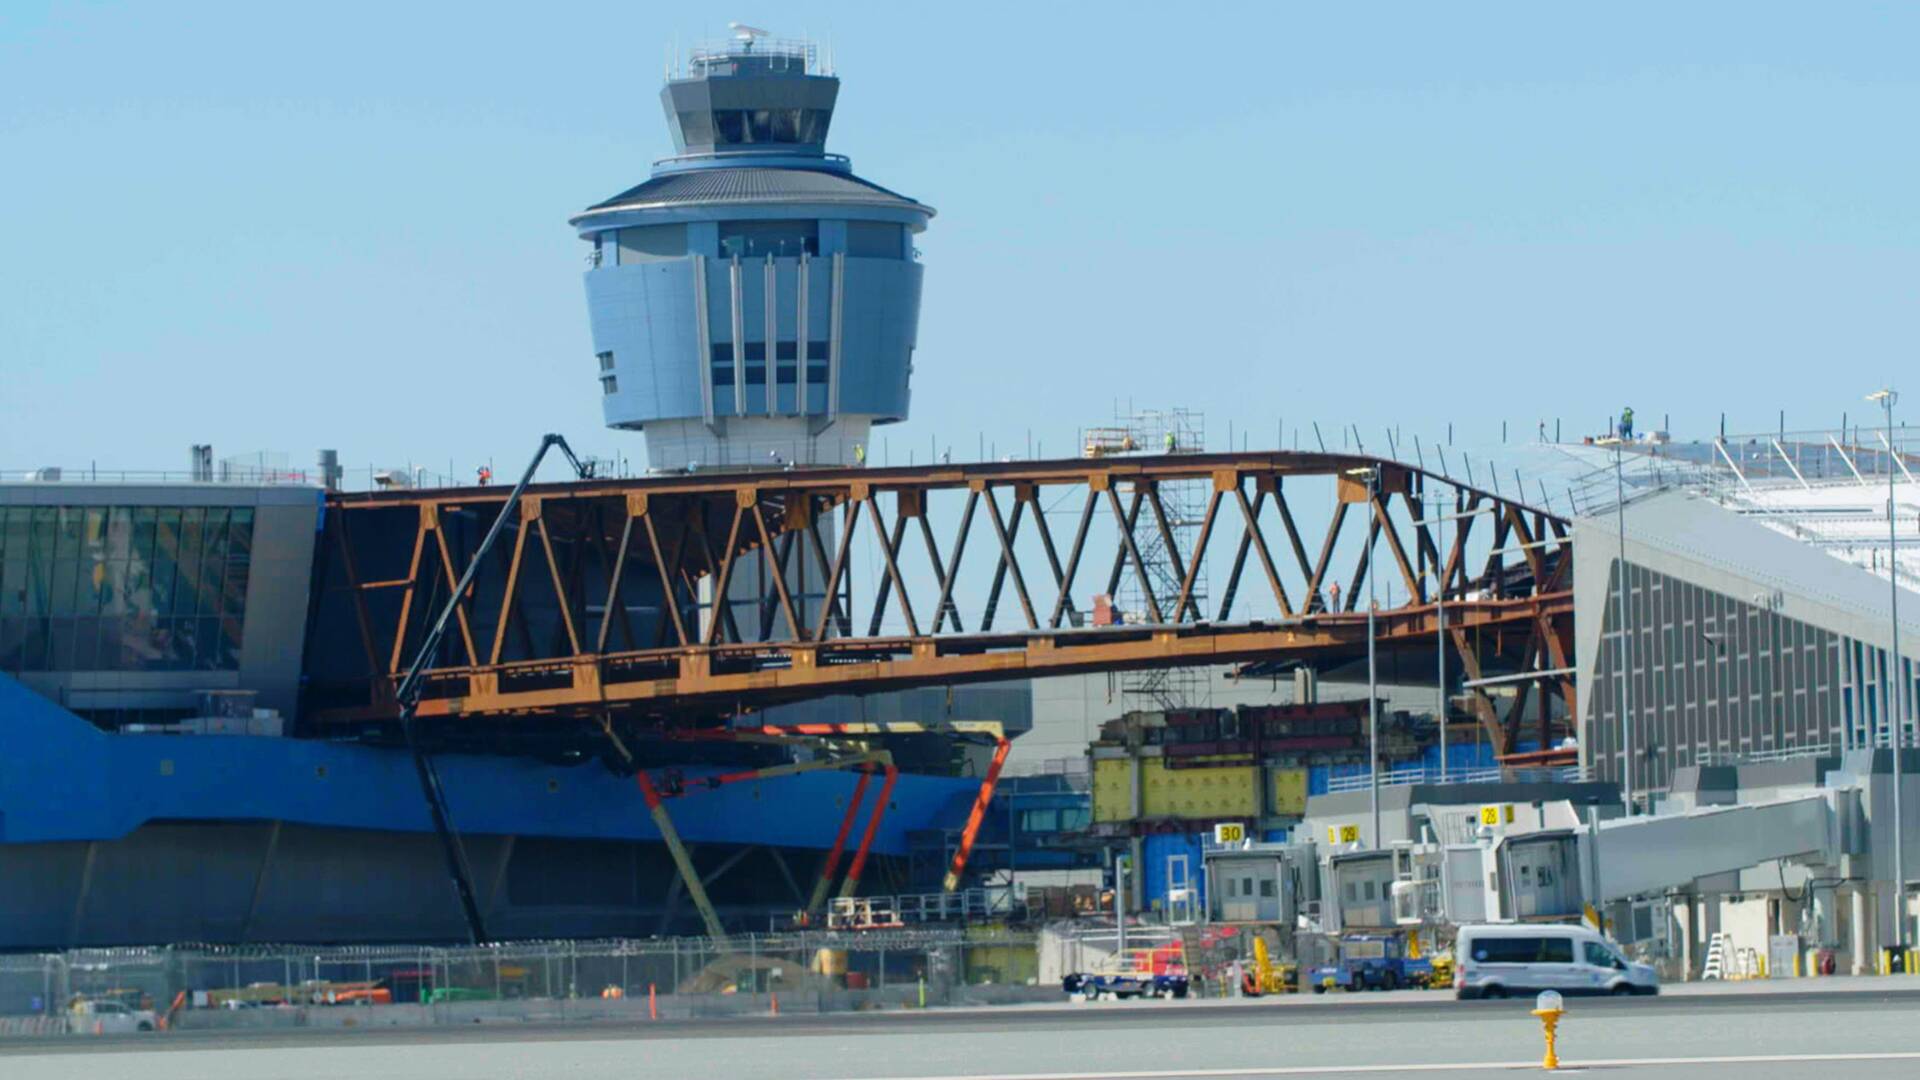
[729,21,771,48]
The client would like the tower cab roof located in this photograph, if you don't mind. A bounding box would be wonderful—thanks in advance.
[575,167,932,223]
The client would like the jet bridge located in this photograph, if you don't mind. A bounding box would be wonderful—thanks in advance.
[1583,790,1851,903]
[1418,789,1854,928]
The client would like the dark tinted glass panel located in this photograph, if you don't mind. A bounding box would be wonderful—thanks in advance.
[0,503,254,673]
[49,509,81,615]
[1538,937,1573,963]
[676,109,714,146]
[1470,937,1544,963]
[795,109,830,144]
[712,109,746,144]
[0,509,28,617]
[719,220,818,258]
[847,221,904,259]
[199,509,230,615]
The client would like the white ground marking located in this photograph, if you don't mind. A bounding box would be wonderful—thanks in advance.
[861,1050,1920,1080]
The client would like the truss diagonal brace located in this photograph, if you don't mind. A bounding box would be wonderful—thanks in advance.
[391,433,588,946]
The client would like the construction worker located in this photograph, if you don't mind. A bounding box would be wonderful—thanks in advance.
[475,465,492,486]
[1619,406,1635,441]
[1164,430,1177,454]
[853,443,866,467]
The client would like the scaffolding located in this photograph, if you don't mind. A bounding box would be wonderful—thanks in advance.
[1085,407,1211,712]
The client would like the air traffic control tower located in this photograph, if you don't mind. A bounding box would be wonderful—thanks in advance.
[571,31,935,472]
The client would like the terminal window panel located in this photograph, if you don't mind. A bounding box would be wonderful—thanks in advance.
[718,220,818,259]
[1588,560,1846,792]
[0,505,253,674]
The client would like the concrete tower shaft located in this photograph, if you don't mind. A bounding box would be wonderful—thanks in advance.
[571,33,934,473]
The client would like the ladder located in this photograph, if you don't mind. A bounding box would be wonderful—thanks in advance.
[1701,932,1730,980]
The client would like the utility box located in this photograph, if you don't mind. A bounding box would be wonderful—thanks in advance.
[1768,935,1801,978]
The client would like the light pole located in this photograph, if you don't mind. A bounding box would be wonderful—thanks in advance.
[1614,439,1634,815]
[1347,466,1383,847]
[1869,388,1906,948]
[1436,489,1446,785]
[1426,495,1493,784]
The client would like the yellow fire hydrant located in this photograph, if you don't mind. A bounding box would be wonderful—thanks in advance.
[1530,990,1565,1070]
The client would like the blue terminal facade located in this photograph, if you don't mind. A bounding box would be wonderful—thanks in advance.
[571,36,934,471]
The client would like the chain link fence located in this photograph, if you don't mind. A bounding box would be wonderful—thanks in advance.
[0,929,1047,1031]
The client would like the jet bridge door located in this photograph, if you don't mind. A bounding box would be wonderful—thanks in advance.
[1505,835,1579,919]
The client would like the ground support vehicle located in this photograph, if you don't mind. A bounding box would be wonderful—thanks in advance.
[1310,933,1419,992]
[1063,970,1190,1000]
[1064,941,1191,1000]
[1239,936,1297,996]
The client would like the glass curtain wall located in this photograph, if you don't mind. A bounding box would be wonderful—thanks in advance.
[0,505,253,673]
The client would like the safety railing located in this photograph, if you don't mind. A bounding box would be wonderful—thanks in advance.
[1698,741,1843,767]
[826,887,1020,929]
[1323,762,1585,794]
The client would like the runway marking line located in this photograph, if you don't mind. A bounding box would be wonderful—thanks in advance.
[861,1050,1920,1079]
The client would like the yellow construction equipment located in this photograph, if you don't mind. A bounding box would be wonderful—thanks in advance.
[1240,936,1295,996]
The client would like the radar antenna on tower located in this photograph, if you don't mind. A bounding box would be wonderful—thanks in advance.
[729,21,771,49]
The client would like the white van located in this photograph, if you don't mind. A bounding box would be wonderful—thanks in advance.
[1454,923,1658,999]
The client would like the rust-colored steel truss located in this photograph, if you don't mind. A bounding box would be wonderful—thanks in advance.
[304,451,1574,754]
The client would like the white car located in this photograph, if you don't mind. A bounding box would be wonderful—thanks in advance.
[1454,923,1658,1000]
[72,999,160,1033]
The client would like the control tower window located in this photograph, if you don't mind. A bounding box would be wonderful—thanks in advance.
[846,221,904,259]
[719,220,818,259]
[616,224,687,264]
[707,108,831,146]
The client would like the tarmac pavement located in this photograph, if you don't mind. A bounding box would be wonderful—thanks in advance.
[5,977,1918,1079]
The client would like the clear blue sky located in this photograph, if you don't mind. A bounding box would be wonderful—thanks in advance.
[4,2,1916,478]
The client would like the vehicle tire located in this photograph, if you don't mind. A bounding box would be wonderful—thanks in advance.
[1312,985,1326,995]
[136,1022,153,1032]
[1482,984,1508,1000]
[1172,986,1188,1000]
[1610,983,1634,997]
[1383,972,1400,991]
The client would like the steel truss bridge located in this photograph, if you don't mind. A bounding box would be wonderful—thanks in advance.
[304,449,1574,757]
